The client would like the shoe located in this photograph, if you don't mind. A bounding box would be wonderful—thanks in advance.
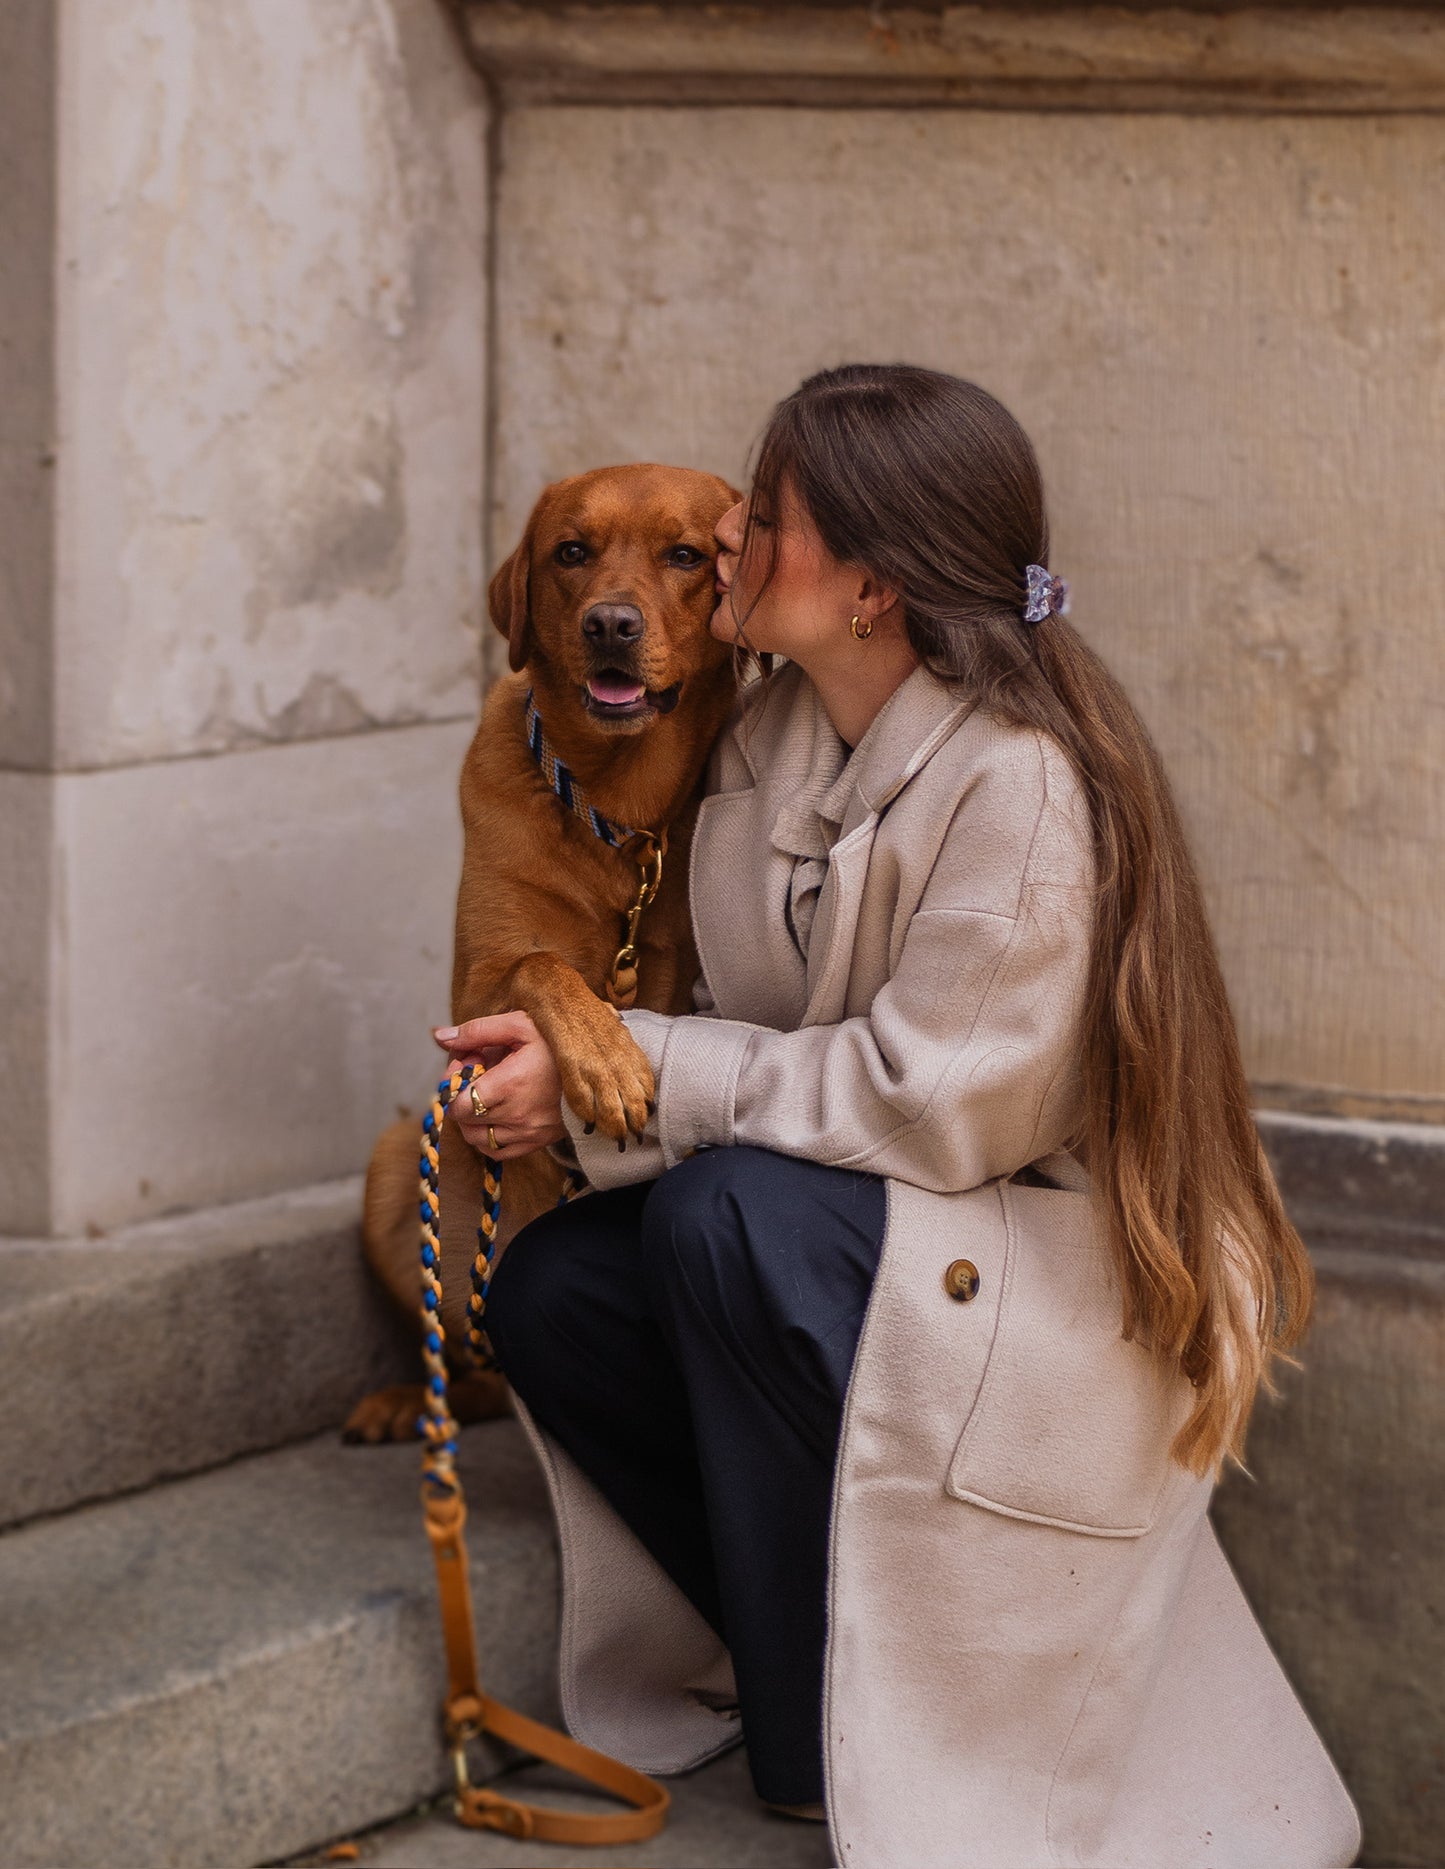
[763,1800,826,1822]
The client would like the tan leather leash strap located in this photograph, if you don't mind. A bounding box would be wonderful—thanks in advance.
[423,1487,670,1843]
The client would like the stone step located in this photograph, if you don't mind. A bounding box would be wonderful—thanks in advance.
[1258,1106,1445,1254]
[0,1420,557,1869]
[286,1749,835,1869]
[0,1178,413,1528]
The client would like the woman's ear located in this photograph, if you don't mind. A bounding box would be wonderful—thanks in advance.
[856,571,902,631]
[488,531,534,673]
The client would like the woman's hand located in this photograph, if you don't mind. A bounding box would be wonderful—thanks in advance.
[432,1011,567,1160]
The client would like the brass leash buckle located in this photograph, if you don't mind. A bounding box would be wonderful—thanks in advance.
[606,830,666,1009]
[450,1718,479,1801]
[450,1716,536,1837]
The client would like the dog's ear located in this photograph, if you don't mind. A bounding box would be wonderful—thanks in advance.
[488,531,534,674]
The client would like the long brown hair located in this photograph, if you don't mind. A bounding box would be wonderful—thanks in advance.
[744,363,1312,1473]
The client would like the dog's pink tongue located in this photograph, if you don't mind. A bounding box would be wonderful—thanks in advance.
[589,672,647,705]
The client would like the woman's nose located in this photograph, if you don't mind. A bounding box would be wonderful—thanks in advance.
[715,500,744,553]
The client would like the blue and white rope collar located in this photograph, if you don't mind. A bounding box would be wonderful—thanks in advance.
[525,688,641,848]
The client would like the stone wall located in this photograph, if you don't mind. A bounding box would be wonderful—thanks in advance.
[9,0,1440,1207]
[0,1,59,1233]
[473,2,1445,1127]
[0,0,489,1234]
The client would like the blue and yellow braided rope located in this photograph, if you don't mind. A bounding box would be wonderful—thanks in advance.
[418,1061,582,1498]
[418,1067,466,1495]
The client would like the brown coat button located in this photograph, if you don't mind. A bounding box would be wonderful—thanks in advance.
[943,1259,980,1302]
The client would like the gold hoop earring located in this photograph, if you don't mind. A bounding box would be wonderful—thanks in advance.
[850,614,873,641]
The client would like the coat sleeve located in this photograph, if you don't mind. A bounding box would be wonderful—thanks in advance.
[563,736,1094,1195]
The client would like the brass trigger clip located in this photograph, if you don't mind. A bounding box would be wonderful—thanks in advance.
[605,829,666,1010]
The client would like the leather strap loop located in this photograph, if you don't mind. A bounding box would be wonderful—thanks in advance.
[455,1698,670,1842]
[423,1485,670,1844]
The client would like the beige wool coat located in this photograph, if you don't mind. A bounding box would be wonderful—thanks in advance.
[518,660,1360,1868]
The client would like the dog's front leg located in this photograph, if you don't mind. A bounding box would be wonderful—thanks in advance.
[504,951,655,1144]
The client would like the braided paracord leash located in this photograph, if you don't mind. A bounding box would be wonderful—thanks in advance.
[411,1064,669,1845]
[418,1064,494,1496]
[418,1062,582,1497]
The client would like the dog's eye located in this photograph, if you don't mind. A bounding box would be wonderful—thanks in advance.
[554,541,588,567]
[666,545,706,569]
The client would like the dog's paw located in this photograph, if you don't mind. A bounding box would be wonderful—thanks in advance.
[341,1372,512,1444]
[341,1383,428,1444]
[555,1004,656,1143]
[449,1369,512,1424]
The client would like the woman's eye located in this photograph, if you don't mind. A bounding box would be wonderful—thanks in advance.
[554,541,588,566]
[667,545,706,568]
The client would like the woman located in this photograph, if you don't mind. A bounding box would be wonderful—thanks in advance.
[433,366,1360,1866]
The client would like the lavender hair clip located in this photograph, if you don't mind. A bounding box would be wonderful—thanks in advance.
[1023,563,1071,625]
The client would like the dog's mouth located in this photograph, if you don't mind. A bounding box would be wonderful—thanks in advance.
[581,671,683,722]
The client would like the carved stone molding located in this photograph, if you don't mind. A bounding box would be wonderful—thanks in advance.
[455,3,1445,112]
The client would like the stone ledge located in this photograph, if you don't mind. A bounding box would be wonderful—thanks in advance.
[458,3,1445,112]
[1220,1101,1445,1865]
[1258,1108,1445,1255]
[0,1425,558,1869]
[1213,1238,1445,1867]
[0,1178,412,1529]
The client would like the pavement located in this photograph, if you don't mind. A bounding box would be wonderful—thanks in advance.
[281,1747,835,1869]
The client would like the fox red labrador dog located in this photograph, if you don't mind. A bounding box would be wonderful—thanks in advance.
[345,463,739,1441]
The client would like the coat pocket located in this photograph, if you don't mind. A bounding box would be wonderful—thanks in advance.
[944,1183,1188,1538]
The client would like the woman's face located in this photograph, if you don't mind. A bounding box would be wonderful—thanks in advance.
[711,477,865,661]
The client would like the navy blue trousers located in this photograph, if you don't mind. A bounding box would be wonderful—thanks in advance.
[484,1145,887,1806]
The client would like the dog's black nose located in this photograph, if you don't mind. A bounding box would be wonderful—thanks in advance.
[582,603,645,646]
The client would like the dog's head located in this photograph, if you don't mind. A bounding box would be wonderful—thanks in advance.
[489,464,739,732]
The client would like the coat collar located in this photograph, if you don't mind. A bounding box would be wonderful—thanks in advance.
[748,663,975,858]
[847,662,976,819]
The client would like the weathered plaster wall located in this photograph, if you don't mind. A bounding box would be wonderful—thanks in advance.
[0,779,53,1235]
[0,0,490,1234]
[0,3,58,1232]
[48,721,472,1234]
[0,0,57,769]
[53,0,486,768]
[492,104,1445,1110]
[10,1,1441,1230]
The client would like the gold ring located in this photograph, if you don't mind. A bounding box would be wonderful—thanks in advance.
[488,1124,498,1153]
[469,1082,488,1120]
